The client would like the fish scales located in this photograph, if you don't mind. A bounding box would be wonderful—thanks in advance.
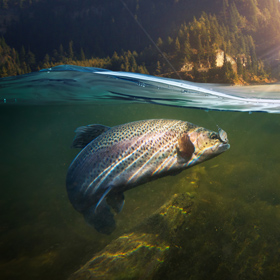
[66,119,230,234]
[69,120,189,182]
[68,120,190,204]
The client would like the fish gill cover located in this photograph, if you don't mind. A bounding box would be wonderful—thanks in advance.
[1,65,280,113]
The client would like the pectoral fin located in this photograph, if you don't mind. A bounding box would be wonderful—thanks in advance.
[177,133,194,163]
[71,124,111,148]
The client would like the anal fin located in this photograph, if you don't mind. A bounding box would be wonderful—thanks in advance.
[106,192,125,213]
[83,203,116,235]
[82,189,124,234]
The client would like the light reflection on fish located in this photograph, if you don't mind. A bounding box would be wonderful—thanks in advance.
[66,119,230,234]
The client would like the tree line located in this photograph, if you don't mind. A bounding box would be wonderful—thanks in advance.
[1,0,280,84]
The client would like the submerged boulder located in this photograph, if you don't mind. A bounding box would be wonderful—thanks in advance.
[68,193,194,280]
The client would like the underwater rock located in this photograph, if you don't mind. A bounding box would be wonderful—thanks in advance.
[68,193,194,280]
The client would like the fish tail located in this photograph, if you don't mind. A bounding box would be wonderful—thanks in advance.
[82,203,116,235]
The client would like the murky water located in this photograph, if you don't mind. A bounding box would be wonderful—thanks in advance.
[1,101,280,279]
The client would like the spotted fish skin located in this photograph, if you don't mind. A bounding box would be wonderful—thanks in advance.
[66,119,230,234]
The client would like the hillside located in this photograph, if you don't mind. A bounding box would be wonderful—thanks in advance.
[0,0,280,83]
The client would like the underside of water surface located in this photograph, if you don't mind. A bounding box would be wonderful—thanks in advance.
[1,65,280,113]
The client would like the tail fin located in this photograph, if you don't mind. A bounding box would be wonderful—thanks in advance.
[83,202,116,235]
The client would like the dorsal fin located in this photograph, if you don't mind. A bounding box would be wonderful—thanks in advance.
[71,124,111,148]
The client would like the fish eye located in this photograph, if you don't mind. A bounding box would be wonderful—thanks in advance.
[210,133,218,140]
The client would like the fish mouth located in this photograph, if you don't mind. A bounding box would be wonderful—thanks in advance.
[216,142,230,154]
[187,142,230,167]
[207,142,230,156]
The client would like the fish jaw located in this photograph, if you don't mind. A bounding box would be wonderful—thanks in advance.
[192,142,230,164]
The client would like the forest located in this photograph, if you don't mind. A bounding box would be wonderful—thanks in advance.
[0,0,280,84]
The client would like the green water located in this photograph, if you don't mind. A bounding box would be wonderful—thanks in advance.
[1,103,280,279]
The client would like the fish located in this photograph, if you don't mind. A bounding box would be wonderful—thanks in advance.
[66,119,230,234]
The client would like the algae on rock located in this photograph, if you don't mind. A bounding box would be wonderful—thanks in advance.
[69,193,194,280]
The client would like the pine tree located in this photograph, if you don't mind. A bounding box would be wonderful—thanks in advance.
[247,0,259,27]
[1,66,8,77]
[222,49,228,73]
[138,64,149,74]
[175,37,181,53]
[111,51,120,70]
[20,45,26,65]
[27,50,36,70]
[167,36,173,52]
[123,55,130,72]
[222,0,229,22]
[52,49,59,62]
[246,55,252,71]
[130,55,138,72]
[68,41,74,60]
[156,61,161,75]
[80,48,86,61]
[43,53,50,68]
[237,56,243,76]
[157,37,163,48]
[192,63,199,80]
[11,48,19,64]
[22,61,28,74]
[197,36,203,65]
[229,2,239,32]
[59,44,64,61]
[203,41,209,67]
[182,40,191,62]
[209,46,217,68]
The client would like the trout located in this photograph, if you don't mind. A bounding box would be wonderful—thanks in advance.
[66,119,229,234]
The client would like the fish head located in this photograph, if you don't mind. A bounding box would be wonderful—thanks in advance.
[179,127,230,167]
